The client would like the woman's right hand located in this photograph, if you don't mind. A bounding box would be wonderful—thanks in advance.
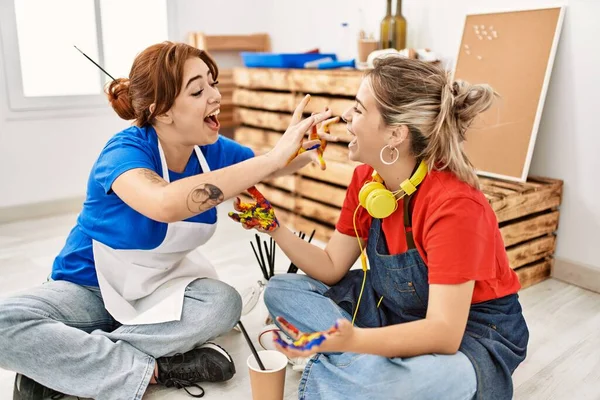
[268,94,333,169]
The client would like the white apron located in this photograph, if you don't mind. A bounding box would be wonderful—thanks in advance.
[93,143,218,325]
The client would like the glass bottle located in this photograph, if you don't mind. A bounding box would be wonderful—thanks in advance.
[392,0,407,50]
[380,0,393,49]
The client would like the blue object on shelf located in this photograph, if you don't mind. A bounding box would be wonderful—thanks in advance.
[317,59,356,70]
[240,52,338,69]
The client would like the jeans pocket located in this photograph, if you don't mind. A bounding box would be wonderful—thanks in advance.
[392,280,426,310]
[378,262,428,312]
[374,257,429,313]
[322,352,366,368]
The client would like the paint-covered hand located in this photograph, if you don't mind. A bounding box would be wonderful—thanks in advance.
[272,316,355,357]
[288,115,340,170]
[271,95,332,170]
[228,186,279,232]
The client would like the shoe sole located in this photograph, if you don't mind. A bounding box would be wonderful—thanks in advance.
[200,342,233,364]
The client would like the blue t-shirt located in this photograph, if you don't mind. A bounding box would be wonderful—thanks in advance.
[51,125,254,287]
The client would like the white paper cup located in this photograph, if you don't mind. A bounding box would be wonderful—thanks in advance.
[247,350,288,400]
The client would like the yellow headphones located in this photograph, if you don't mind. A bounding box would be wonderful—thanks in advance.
[350,159,428,325]
[358,159,429,219]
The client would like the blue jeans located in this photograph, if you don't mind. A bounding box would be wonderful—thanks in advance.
[0,278,242,400]
[264,274,477,400]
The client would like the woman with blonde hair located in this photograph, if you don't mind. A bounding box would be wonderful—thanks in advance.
[233,56,529,399]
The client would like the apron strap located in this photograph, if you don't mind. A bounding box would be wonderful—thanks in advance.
[402,159,423,250]
[157,142,212,183]
[403,193,416,250]
[194,146,211,173]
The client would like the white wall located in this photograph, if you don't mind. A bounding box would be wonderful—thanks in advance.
[0,43,129,208]
[1,0,598,270]
[525,0,600,271]
[171,0,275,68]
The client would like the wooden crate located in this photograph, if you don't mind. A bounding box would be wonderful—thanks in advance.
[216,69,235,127]
[233,68,563,290]
[233,67,363,95]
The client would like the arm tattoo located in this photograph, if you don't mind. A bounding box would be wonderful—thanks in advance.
[139,169,165,185]
[186,183,224,213]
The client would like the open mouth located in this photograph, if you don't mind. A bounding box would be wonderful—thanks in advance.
[204,109,220,131]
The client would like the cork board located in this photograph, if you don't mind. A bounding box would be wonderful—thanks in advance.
[453,7,565,182]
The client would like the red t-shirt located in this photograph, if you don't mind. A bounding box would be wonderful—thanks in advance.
[335,165,521,304]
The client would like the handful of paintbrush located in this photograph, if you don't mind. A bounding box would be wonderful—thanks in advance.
[249,229,317,278]
[287,229,316,274]
[250,233,276,281]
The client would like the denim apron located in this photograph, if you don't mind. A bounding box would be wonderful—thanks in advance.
[324,194,529,400]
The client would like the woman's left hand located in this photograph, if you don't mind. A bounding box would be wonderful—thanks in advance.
[228,186,279,232]
[273,317,357,358]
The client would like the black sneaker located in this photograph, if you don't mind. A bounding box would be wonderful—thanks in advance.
[13,374,66,400]
[155,342,236,398]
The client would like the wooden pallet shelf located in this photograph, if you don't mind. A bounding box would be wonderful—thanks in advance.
[233,67,363,95]
[215,69,235,128]
[233,68,563,290]
[233,88,355,116]
[235,109,351,140]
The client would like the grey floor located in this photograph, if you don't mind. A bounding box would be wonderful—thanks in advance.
[1,200,599,399]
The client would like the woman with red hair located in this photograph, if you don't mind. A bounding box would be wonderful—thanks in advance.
[0,41,332,400]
